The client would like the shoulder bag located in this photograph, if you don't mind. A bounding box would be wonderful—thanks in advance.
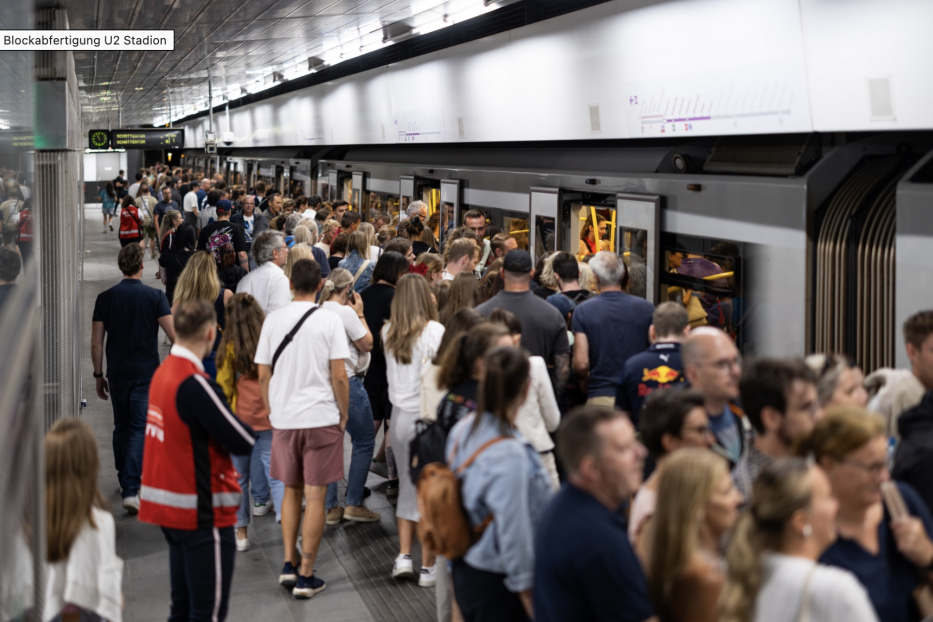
[271,306,319,374]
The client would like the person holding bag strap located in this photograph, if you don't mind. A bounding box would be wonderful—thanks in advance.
[338,231,375,294]
[721,457,878,622]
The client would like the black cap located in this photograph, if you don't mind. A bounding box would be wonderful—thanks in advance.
[216,199,232,213]
[503,249,533,273]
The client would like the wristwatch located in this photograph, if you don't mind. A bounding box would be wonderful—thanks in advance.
[93,372,103,378]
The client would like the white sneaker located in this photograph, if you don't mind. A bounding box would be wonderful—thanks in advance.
[418,565,437,587]
[253,501,273,516]
[236,533,249,552]
[122,495,140,514]
[391,554,414,579]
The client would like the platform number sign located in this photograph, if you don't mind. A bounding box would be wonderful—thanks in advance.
[89,130,111,149]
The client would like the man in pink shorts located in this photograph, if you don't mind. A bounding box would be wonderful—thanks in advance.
[255,258,350,599]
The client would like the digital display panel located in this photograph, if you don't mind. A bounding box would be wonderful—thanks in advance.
[111,129,184,149]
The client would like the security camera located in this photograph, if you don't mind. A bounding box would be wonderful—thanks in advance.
[222,132,235,146]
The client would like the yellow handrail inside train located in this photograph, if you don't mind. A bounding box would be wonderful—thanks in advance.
[666,271,735,295]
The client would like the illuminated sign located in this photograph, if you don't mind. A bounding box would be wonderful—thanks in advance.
[111,129,183,149]
[0,131,35,151]
[88,129,111,149]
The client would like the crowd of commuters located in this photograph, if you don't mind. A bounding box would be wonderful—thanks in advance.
[38,165,933,622]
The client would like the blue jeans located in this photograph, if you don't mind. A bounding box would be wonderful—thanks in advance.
[109,377,149,498]
[326,376,375,509]
[232,429,284,525]
[162,526,235,622]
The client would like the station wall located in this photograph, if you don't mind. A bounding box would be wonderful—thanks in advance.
[179,0,933,148]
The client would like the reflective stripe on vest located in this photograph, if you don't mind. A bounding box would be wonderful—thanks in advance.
[141,485,241,508]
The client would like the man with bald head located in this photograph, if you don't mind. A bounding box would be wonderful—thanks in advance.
[682,327,748,467]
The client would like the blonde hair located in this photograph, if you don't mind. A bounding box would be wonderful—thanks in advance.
[319,267,354,304]
[798,406,885,462]
[46,418,106,563]
[538,253,559,289]
[294,224,316,246]
[578,261,598,293]
[321,219,341,239]
[415,253,443,282]
[285,243,313,280]
[649,449,729,617]
[282,198,296,211]
[439,272,480,326]
[721,459,813,622]
[359,222,378,248]
[384,274,438,364]
[347,230,370,259]
[159,208,181,243]
[174,251,221,305]
[377,225,396,244]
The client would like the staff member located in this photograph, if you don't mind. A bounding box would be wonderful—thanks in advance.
[139,299,257,621]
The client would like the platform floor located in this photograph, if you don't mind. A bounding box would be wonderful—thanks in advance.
[79,206,434,622]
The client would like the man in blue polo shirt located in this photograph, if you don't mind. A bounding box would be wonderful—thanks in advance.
[91,243,175,513]
[616,302,690,426]
[534,406,654,622]
[573,251,654,407]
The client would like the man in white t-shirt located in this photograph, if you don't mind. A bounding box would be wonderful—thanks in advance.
[255,258,349,600]
[321,281,379,525]
[127,172,143,199]
[182,182,200,230]
[237,231,291,314]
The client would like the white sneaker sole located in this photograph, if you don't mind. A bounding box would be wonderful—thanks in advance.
[122,500,140,514]
[344,512,380,523]
[392,566,414,579]
[252,504,272,517]
[279,574,297,588]
[293,583,326,599]
[418,574,436,587]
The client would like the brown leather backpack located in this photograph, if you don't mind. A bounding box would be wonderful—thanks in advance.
[416,436,507,560]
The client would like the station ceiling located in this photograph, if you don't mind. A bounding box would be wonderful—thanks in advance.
[57,0,523,129]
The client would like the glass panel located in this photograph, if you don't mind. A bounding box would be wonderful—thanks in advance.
[660,234,745,348]
[572,203,616,259]
[342,176,352,203]
[535,215,557,256]
[504,213,530,252]
[439,200,456,250]
[620,226,648,298]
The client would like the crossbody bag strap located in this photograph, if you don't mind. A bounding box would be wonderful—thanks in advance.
[271,306,319,374]
[797,565,816,622]
[455,437,509,475]
[352,259,371,285]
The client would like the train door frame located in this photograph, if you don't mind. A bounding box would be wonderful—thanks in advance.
[616,193,661,304]
[440,179,461,251]
[275,163,287,196]
[530,187,559,262]
[351,171,368,218]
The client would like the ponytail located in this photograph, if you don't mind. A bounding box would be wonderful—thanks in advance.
[437,323,510,391]
[721,458,813,622]
[319,267,353,304]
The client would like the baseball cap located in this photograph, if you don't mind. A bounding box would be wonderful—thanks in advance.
[546,292,576,318]
[216,199,232,213]
[502,249,533,273]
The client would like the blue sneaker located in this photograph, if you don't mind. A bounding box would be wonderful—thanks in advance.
[279,562,298,589]
[293,574,326,599]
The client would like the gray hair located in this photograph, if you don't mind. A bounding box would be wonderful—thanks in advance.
[252,230,285,266]
[407,200,427,218]
[285,213,303,236]
[589,251,626,287]
[805,354,851,406]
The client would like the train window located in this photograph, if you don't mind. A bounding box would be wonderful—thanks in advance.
[460,206,532,253]
[341,176,352,203]
[619,226,649,298]
[571,203,616,259]
[439,200,455,249]
[366,191,400,221]
[660,234,746,350]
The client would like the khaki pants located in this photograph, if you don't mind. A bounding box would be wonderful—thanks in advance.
[586,395,616,408]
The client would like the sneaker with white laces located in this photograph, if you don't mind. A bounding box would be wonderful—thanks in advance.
[236,532,249,552]
[293,574,326,599]
[391,554,414,579]
[279,562,298,588]
[122,495,140,514]
[252,501,273,517]
[418,565,437,587]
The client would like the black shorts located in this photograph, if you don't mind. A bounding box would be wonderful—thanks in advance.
[366,384,391,421]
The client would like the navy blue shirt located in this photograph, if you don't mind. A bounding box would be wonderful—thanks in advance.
[615,341,685,425]
[153,199,178,219]
[534,484,654,622]
[572,292,654,397]
[92,279,171,380]
[821,481,933,622]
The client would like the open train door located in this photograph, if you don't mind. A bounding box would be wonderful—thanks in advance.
[440,179,462,252]
[352,171,368,218]
[615,193,661,304]
[530,187,559,263]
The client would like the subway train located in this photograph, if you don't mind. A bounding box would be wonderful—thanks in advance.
[186,131,933,374]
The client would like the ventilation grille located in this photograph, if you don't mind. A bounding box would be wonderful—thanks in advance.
[704,134,819,176]
[589,104,601,133]
[814,155,909,373]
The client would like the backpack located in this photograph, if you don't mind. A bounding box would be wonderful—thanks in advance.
[17,207,33,242]
[119,205,141,239]
[135,195,155,228]
[416,434,508,560]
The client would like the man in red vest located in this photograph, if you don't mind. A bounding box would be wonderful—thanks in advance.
[139,299,257,621]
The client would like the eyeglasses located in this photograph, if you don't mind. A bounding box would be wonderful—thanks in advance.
[840,458,888,477]
[695,355,742,375]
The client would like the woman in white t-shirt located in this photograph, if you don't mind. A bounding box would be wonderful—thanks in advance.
[44,418,124,622]
[721,459,878,622]
[382,273,445,586]
[318,268,381,525]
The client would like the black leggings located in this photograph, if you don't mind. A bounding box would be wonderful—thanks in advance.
[452,558,529,622]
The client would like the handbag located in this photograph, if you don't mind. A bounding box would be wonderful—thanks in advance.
[881,481,933,619]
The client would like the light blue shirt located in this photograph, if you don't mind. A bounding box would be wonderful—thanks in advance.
[338,250,375,294]
[446,412,554,592]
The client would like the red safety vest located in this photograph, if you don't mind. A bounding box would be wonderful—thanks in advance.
[119,204,141,239]
[138,354,243,530]
[17,208,33,242]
